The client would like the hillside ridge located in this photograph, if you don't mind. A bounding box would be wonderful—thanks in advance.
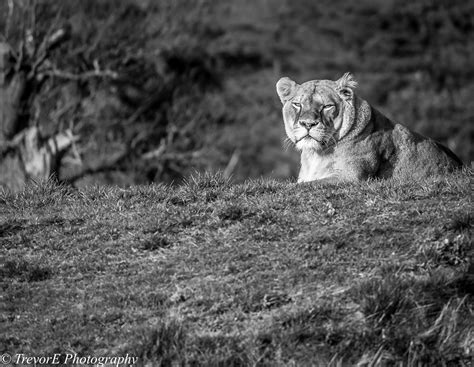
[0,170,472,365]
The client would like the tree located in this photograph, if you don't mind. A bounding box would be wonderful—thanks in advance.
[0,1,116,191]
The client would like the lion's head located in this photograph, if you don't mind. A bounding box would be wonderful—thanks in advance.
[276,73,360,153]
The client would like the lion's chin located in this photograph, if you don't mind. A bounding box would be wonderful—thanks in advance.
[295,136,324,152]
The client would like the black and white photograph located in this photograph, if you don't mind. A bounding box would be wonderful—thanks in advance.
[1,0,472,366]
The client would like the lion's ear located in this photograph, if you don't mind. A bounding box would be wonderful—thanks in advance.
[276,77,297,104]
[336,72,358,101]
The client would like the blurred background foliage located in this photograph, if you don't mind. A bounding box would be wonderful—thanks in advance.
[1,0,473,186]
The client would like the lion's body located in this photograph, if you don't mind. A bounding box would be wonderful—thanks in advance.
[298,106,462,182]
[276,74,462,183]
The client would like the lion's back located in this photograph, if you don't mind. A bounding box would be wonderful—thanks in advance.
[334,107,462,181]
[389,123,462,179]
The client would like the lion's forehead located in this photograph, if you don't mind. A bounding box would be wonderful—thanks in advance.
[293,82,339,108]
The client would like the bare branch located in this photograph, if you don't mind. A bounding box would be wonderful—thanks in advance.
[124,82,174,125]
[38,13,68,57]
[16,40,23,71]
[47,129,78,155]
[18,126,77,181]
[30,0,37,51]
[41,68,119,81]
[85,13,116,60]
[223,149,240,179]
[62,146,128,184]
[5,0,14,39]
[142,139,166,160]
[21,0,39,59]
[30,25,71,79]
[47,27,69,50]
[0,129,27,158]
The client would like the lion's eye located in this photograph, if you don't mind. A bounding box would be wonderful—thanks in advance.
[320,104,335,115]
[291,102,302,110]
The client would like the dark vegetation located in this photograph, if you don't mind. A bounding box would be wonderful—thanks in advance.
[0,171,472,365]
[0,0,473,189]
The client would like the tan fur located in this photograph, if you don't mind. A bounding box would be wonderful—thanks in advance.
[276,73,463,183]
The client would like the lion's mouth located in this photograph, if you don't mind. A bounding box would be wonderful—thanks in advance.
[294,134,334,151]
[296,135,325,145]
[296,135,314,143]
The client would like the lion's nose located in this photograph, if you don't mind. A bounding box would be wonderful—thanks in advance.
[299,120,317,130]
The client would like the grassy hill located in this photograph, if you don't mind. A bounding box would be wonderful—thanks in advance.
[1,170,472,366]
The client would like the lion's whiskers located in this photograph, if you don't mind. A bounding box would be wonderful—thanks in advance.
[283,137,294,151]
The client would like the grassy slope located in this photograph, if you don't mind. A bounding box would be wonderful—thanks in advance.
[0,171,472,366]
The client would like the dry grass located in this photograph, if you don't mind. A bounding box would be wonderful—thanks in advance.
[0,169,472,366]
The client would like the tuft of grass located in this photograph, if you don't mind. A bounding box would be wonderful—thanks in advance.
[0,219,26,237]
[187,333,252,366]
[129,320,187,366]
[140,235,172,251]
[218,205,245,221]
[349,268,472,366]
[1,258,53,282]
[445,212,471,232]
[0,177,74,210]
[351,275,413,328]
[185,170,231,190]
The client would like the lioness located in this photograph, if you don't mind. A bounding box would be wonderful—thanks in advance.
[276,73,463,183]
